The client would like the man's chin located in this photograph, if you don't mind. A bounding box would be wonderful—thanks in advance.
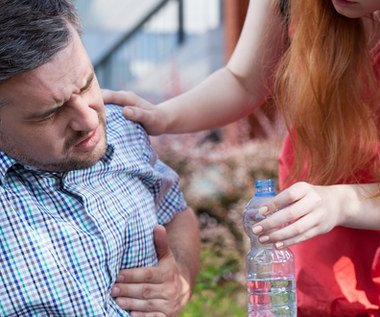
[61,149,107,172]
[37,157,100,173]
[40,143,108,173]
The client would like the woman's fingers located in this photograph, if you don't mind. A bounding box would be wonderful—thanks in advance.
[253,182,339,247]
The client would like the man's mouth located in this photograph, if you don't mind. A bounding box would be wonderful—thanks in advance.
[74,127,101,151]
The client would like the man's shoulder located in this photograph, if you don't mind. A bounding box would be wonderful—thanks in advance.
[105,104,128,125]
[104,104,152,158]
[105,104,145,138]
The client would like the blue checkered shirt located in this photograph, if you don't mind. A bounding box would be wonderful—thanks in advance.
[0,105,187,316]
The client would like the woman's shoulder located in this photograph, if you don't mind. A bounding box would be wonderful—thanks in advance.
[370,38,380,83]
[371,38,380,64]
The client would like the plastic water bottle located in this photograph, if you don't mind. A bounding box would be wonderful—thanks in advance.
[243,179,297,316]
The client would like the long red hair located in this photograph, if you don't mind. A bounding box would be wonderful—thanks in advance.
[274,0,380,187]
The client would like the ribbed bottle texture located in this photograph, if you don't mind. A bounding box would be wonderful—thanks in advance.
[243,179,297,316]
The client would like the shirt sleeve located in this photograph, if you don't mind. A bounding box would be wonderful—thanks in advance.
[136,124,187,225]
[105,105,188,225]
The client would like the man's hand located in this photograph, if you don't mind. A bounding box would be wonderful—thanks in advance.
[111,225,186,317]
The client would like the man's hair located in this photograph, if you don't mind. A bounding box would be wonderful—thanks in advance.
[0,0,82,84]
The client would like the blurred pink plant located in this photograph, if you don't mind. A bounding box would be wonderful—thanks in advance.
[150,121,285,254]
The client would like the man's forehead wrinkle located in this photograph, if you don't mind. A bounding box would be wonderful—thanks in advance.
[18,70,64,107]
[27,58,79,106]
[0,27,93,112]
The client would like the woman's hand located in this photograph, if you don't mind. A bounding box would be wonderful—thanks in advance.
[102,89,168,135]
[251,182,346,248]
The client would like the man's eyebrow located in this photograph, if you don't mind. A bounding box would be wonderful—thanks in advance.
[80,70,95,93]
[25,70,95,120]
[25,104,63,120]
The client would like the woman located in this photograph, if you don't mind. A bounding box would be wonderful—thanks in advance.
[104,0,380,315]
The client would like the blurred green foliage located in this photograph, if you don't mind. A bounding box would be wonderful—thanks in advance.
[180,244,246,317]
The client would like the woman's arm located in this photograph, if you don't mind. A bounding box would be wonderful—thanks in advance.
[102,0,287,135]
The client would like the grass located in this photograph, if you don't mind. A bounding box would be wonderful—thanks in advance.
[180,243,247,317]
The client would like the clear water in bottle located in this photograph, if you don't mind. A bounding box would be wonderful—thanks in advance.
[243,179,297,317]
[247,278,296,317]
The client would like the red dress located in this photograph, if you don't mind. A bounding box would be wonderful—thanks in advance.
[278,41,380,316]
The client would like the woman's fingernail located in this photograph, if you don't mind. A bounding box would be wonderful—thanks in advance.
[259,206,268,215]
[111,287,120,297]
[259,235,269,243]
[252,226,263,234]
[275,242,284,249]
[123,108,133,117]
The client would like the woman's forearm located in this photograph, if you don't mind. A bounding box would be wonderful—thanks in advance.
[340,183,380,230]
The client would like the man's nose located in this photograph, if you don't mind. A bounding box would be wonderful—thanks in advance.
[68,95,98,132]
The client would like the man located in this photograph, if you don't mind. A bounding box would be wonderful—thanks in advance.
[0,1,199,316]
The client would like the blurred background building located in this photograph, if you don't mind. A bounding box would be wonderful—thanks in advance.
[75,0,277,143]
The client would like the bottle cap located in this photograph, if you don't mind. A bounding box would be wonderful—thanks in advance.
[255,179,275,195]
[255,179,274,189]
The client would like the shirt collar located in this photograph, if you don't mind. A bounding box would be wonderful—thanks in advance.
[101,144,115,166]
[0,144,115,185]
[0,152,17,184]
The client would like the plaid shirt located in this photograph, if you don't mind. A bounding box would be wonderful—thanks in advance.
[0,105,186,316]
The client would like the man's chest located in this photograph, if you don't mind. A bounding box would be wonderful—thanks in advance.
[0,170,158,315]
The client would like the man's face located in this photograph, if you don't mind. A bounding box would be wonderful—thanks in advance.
[0,28,107,172]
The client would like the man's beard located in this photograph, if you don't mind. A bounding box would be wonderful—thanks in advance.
[0,116,108,173]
